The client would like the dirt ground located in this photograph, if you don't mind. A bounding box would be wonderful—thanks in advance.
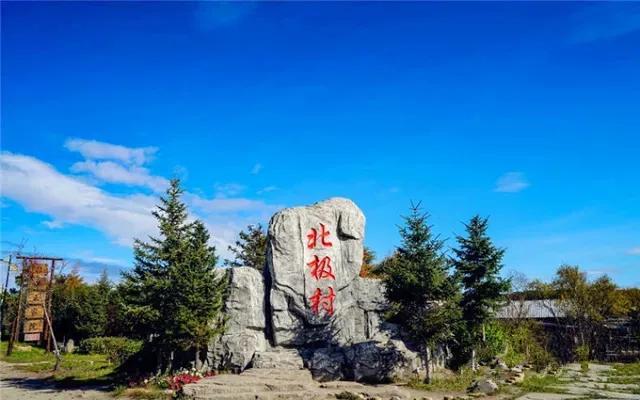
[0,360,116,400]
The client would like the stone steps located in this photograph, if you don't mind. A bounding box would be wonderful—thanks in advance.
[252,349,305,370]
[182,367,412,400]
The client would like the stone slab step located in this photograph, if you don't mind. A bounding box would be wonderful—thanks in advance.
[252,349,305,370]
[185,391,327,400]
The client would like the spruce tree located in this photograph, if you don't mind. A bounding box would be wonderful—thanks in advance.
[224,224,267,271]
[121,179,195,369]
[171,220,227,369]
[452,215,510,367]
[384,203,460,382]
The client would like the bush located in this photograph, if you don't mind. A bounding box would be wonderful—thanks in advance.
[79,336,142,365]
[477,321,508,363]
[575,344,590,362]
[501,321,554,371]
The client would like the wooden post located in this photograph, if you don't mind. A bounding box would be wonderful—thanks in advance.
[0,255,13,341]
[6,260,26,356]
[42,297,61,371]
[43,259,56,352]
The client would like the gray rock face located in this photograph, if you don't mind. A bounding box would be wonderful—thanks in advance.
[308,347,346,381]
[346,339,423,383]
[207,267,267,371]
[207,197,442,384]
[267,197,365,347]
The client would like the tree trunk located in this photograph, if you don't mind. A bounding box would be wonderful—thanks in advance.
[165,351,174,374]
[424,346,432,384]
[195,344,201,370]
[471,348,477,372]
[155,350,162,376]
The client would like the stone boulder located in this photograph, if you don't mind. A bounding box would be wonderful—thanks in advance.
[206,197,449,384]
[267,197,366,347]
[345,339,424,383]
[207,267,267,371]
[307,347,347,381]
[468,378,499,394]
[305,339,424,383]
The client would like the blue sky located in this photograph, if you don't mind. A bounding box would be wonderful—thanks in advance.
[1,2,639,286]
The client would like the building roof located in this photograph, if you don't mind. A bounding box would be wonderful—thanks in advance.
[496,299,565,319]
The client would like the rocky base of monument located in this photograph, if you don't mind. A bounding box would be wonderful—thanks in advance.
[181,368,413,400]
[206,198,445,384]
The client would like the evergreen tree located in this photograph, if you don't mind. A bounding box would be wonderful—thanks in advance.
[359,246,377,278]
[384,203,460,382]
[77,270,111,338]
[171,220,227,369]
[224,224,267,271]
[452,216,510,367]
[121,178,215,370]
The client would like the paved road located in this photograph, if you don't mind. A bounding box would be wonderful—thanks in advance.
[516,363,640,400]
[0,361,115,400]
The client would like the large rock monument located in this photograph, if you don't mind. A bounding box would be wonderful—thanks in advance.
[207,198,426,383]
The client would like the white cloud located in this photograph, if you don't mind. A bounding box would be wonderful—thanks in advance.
[185,193,278,215]
[214,183,245,198]
[65,138,157,166]
[586,267,620,277]
[251,163,263,174]
[628,247,640,255]
[257,186,277,195]
[71,160,168,192]
[1,149,282,263]
[494,172,530,193]
[65,138,169,192]
[43,220,65,229]
[1,152,158,246]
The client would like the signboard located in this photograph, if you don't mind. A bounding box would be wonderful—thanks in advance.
[24,333,41,342]
[25,305,45,319]
[27,291,45,305]
[24,318,44,333]
[22,261,49,341]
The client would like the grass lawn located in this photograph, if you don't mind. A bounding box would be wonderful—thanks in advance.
[608,362,640,376]
[516,373,567,394]
[0,340,116,386]
[407,367,479,392]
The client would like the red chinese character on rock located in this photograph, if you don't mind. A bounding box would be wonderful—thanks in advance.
[307,223,333,249]
[309,287,336,316]
[306,255,335,280]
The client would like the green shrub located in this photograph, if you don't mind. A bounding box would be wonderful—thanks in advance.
[79,336,142,365]
[500,321,554,371]
[477,321,508,362]
[575,344,590,362]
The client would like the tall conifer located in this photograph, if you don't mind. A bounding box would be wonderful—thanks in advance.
[452,215,510,367]
[384,203,460,382]
[121,179,226,370]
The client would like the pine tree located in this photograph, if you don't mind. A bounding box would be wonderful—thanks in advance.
[452,215,510,368]
[120,179,195,369]
[171,220,227,369]
[384,203,460,382]
[224,224,267,271]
